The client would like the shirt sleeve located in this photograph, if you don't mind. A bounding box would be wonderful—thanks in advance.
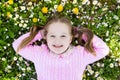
[83,35,109,65]
[12,31,42,62]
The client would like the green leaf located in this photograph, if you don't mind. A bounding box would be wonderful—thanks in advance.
[0,40,7,45]
[39,11,46,21]
[8,31,15,38]
[0,20,2,25]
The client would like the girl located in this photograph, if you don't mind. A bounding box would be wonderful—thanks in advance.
[12,15,109,80]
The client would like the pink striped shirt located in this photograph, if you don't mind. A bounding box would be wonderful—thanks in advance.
[12,32,109,80]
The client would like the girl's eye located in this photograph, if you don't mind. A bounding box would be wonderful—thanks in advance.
[50,35,55,37]
[61,35,66,37]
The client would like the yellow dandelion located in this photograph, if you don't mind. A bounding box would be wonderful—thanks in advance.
[8,0,14,5]
[7,12,11,17]
[32,18,38,23]
[57,4,63,12]
[72,8,79,15]
[41,7,48,14]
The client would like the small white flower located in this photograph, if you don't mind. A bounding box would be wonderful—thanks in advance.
[16,63,19,66]
[27,67,31,71]
[44,0,49,2]
[102,22,108,27]
[5,29,8,31]
[20,20,24,23]
[116,58,120,62]
[62,0,67,1]
[6,36,9,39]
[15,22,18,25]
[113,15,119,20]
[13,17,17,20]
[101,63,104,67]
[54,5,58,10]
[96,62,101,67]
[15,14,19,18]
[23,23,27,28]
[18,74,22,77]
[7,70,11,73]
[2,13,4,16]
[25,20,28,23]
[110,63,114,68]
[19,16,22,19]
[91,11,94,14]
[86,1,90,5]
[19,23,23,27]
[97,77,104,80]
[105,38,110,41]
[115,47,118,50]
[89,70,94,75]
[73,0,77,4]
[118,20,120,24]
[87,65,92,71]
[93,0,98,5]
[82,0,89,5]
[31,6,34,10]
[28,2,32,6]
[117,0,120,3]
[102,7,108,11]
[21,68,25,71]
[94,71,99,77]
[115,63,118,67]
[81,21,85,25]
[3,46,7,49]
[14,7,18,12]
[27,27,30,30]
[92,22,95,25]
[22,73,26,76]
[117,5,120,9]
[27,7,30,10]
[20,6,26,11]
[19,57,23,61]
[29,14,33,18]
[13,56,17,61]
[106,31,109,36]
[2,57,6,61]
[7,65,12,69]
[97,2,102,7]
[87,73,90,76]
[19,32,21,35]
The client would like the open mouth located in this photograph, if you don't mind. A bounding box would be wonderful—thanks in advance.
[53,45,63,48]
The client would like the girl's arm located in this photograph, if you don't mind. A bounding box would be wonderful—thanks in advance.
[12,31,43,62]
[83,35,109,65]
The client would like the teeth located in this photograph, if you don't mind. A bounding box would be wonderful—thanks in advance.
[53,45,63,48]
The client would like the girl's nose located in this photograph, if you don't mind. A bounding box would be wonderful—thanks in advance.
[54,37,61,44]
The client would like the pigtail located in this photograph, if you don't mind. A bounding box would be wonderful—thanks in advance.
[74,27,96,56]
[17,26,43,52]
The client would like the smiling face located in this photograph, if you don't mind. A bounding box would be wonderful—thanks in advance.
[46,22,73,54]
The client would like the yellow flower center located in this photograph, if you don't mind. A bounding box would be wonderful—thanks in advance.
[72,8,79,15]
[57,4,63,12]
[7,12,11,17]
[42,7,48,14]
[8,0,13,5]
[32,18,38,23]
